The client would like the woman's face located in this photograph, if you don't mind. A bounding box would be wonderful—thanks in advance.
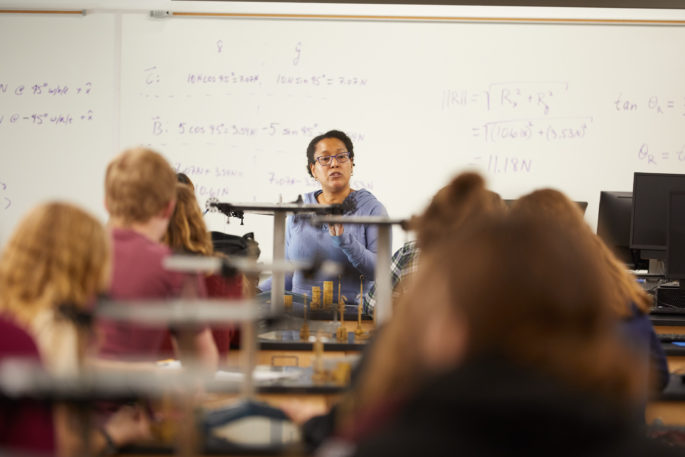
[309,137,353,193]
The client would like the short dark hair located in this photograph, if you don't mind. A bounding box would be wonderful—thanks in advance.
[306,130,355,178]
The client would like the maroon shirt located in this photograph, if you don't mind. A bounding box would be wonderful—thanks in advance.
[205,274,242,358]
[96,228,206,361]
[0,316,56,455]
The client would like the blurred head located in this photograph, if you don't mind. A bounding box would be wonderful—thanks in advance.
[512,189,652,316]
[345,195,643,428]
[416,209,642,405]
[105,147,177,225]
[412,172,506,253]
[164,183,213,256]
[511,188,586,229]
[307,130,355,193]
[0,202,110,325]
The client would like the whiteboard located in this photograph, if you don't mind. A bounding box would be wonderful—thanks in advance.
[119,13,685,259]
[0,12,116,246]
[3,3,685,262]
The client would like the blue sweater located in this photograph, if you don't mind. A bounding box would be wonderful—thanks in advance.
[260,189,388,304]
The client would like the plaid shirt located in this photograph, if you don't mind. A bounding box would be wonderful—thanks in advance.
[363,240,420,314]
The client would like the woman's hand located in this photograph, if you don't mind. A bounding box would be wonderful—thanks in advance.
[278,398,330,426]
[329,224,344,237]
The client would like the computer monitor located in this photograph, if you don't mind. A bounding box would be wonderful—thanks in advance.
[630,172,685,260]
[597,191,645,268]
[667,191,685,283]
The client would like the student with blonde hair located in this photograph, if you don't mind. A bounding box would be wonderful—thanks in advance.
[0,202,150,456]
[0,202,109,376]
[96,147,218,370]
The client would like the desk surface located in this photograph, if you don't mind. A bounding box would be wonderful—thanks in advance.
[648,373,685,426]
[257,319,374,352]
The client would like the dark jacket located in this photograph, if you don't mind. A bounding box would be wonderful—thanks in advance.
[619,303,670,391]
[354,357,683,457]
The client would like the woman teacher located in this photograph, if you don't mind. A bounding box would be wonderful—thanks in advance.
[260,130,388,304]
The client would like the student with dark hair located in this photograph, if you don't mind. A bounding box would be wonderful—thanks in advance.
[346,205,678,457]
[512,189,669,393]
[260,129,387,304]
[363,173,505,313]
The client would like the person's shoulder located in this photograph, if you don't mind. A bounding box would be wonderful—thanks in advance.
[113,228,171,259]
[354,188,377,200]
[352,189,386,214]
[0,316,41,359]
[402,240,418,251]
[111,228,178,290]
[396,240,419,258]
[302,190,319,203]
[622,302,651,325]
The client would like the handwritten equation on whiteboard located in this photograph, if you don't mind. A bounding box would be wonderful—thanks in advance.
[618,92,685,168]
[132,42,373,197]
[152,118,366,144]
[441,80,685,175]
[441,81,588,175]
[614,93,685,117]
[637,144,685,167]
[0,181,11,210]
[0,81,96,129]
[171,161,375,199]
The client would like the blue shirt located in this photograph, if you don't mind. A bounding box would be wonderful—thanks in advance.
[260,189,388,304]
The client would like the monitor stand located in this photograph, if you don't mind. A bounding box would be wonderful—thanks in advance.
[649,259,666,275]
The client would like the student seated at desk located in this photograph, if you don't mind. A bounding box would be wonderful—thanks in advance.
[512,189,669,394]
[0,316,56,455]
[329,205,678,457]
[0,202,150,456]
[95,147,218,371]
[163,180,244,360]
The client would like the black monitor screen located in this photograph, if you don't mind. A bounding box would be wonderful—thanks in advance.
[597,191,633,265]
[667,191,685,280]
[630,172,685,251]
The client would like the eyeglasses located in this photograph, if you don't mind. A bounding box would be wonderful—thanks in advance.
[314,152,351,166]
